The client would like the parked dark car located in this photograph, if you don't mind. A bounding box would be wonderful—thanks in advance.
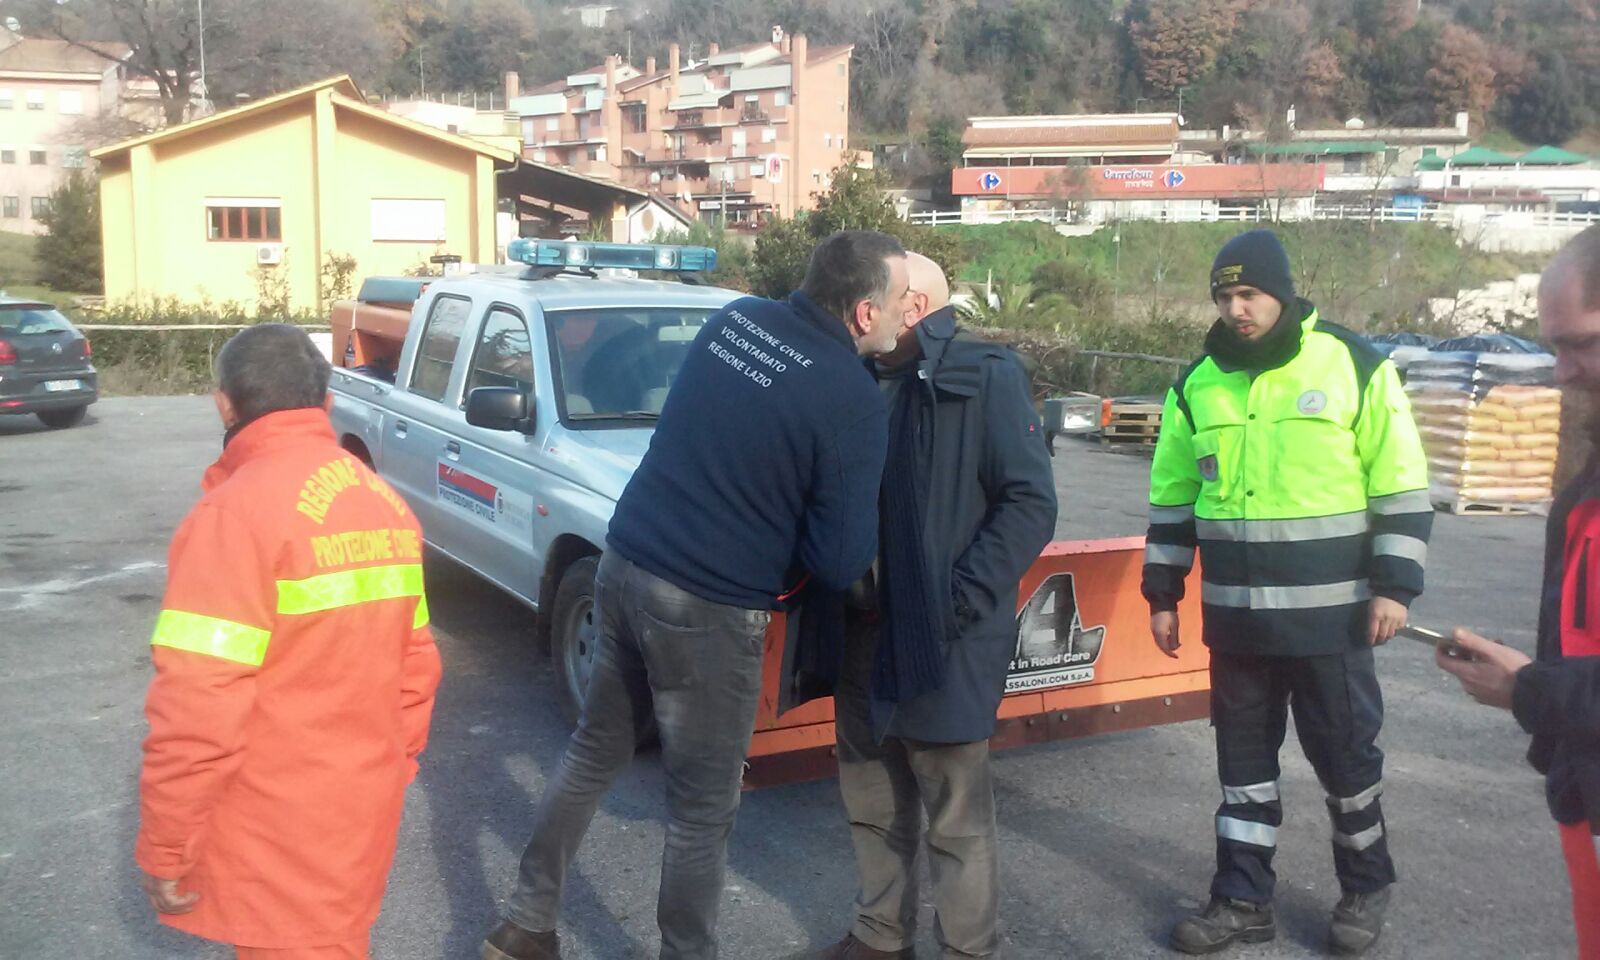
[0,297,98,429]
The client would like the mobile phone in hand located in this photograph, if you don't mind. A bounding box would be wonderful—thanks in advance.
[1398,624,1474,660]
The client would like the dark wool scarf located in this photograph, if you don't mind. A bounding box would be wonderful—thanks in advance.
[1204,297,1310,374]
[871,374,944,703]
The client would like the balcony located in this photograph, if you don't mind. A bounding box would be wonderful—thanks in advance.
[633,146,726,165]
[693,177,763,199]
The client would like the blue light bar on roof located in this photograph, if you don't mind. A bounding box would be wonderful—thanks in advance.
[507,238,718,273]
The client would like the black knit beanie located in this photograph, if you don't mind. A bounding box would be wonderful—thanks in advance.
[1209,229,1296,309]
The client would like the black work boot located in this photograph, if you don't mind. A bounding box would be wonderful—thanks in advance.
[789,933,915,959]
[482,919,562,960]
[1329,885,1391,956]
[1169,897,1276,955]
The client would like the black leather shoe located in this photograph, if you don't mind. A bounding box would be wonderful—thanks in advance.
[1329,886,1391,956]
[482,920,561,960]
[1169,896,1276,954]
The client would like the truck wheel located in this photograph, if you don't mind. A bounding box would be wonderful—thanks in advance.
[550,555,655,743]
[37,406,87,429]
[551,556,601,726]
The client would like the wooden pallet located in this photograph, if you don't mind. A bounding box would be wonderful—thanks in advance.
[1103,425,1160,440]
[1108,402,1163,423]
[1432,498,1548,517]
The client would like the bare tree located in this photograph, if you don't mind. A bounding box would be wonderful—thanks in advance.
[18,0,209,126]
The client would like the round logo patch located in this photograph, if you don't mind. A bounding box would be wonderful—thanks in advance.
[1197,454,1220,482]
[1297,390,1328,415]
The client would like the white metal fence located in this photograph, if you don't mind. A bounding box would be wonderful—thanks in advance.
[908,203,1600,229]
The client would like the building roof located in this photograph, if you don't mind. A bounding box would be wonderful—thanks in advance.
[618,70,670,95]
[633,192,695,227]
[1444,145,1517,167]
[803,43,854,64]
[527,77,571,95]
[707,41,779,65]
[0,37,130,75]
[1244,140,1387,156]
[1518,145,1590,166]
[962,116,1178,150]
[91,75,519,164]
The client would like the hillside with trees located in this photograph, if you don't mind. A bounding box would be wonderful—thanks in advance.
[12,0,1597,150]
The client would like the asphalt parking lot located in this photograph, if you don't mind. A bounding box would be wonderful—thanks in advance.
[0,396,1571,959]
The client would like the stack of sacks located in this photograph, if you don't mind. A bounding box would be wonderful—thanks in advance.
[1403,351,1559,507]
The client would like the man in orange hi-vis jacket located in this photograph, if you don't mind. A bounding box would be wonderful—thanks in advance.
[135,324,441,960]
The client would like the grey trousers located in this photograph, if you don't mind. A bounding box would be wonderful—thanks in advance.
[834,621,1002,959]
[504,552,770,960]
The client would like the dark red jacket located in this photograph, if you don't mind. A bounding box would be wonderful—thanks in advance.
[1515,460,1600,832]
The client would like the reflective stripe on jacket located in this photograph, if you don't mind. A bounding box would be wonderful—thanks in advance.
[136,408,441,949]
[1141,305,1431,655]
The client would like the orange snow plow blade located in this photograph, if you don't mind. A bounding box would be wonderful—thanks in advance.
[743,536,1209,789]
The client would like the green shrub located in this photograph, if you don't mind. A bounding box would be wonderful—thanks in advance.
[88,298,325,395]
[35,172,102,294]
[747,162,967,299]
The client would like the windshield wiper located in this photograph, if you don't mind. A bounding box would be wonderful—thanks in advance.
[568,410,659,421]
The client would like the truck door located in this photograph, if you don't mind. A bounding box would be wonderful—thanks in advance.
[382,292,475,552]
[444,303,543,601]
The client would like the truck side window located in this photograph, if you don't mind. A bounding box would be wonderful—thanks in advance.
[410,295,472,402]
[464,306,534,400]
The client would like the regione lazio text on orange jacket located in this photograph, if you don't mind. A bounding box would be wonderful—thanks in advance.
[136,407,441,950]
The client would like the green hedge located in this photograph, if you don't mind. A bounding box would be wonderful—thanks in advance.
[85,300,326,395]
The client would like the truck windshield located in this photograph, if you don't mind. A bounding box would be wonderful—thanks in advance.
[546,307,712,422]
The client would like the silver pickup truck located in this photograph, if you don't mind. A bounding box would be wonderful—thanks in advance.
[327,240,737,721]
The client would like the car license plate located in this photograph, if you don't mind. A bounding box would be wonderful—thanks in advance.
[44,379,81,392]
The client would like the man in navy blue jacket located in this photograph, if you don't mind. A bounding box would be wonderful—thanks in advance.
[486,230,914,960]
[795,253,1058,960]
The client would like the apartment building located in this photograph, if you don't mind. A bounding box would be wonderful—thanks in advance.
[1,30,123,234]
[0,26,185,235]
[511,29,853,226]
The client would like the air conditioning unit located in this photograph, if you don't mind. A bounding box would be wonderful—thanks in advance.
[256,243,283,265]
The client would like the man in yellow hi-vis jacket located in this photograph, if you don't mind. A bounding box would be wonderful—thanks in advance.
[1142,230,1431,957]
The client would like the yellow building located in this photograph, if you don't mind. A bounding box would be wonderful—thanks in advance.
[93,75,646,312]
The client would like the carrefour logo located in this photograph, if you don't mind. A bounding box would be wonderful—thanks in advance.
[978,171,1003,191]
[1163,169,1186,188]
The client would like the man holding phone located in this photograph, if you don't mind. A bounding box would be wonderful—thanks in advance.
[1142,230,1432,956]
[1437,226,1600,957]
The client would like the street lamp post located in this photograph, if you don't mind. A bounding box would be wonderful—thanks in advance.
[197,0,205,98]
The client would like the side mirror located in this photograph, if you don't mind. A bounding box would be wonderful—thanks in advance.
[465,386,534,434]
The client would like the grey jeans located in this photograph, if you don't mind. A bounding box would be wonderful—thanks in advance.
[835,620,1002,959]
[505,552,770,960]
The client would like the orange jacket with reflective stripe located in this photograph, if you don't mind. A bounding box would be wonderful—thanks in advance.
[136,408,441,949]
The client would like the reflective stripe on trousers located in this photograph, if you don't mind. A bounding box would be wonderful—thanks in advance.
[1216,815,1278,848]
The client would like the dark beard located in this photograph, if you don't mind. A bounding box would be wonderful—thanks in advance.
[1204,298,1308,374]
